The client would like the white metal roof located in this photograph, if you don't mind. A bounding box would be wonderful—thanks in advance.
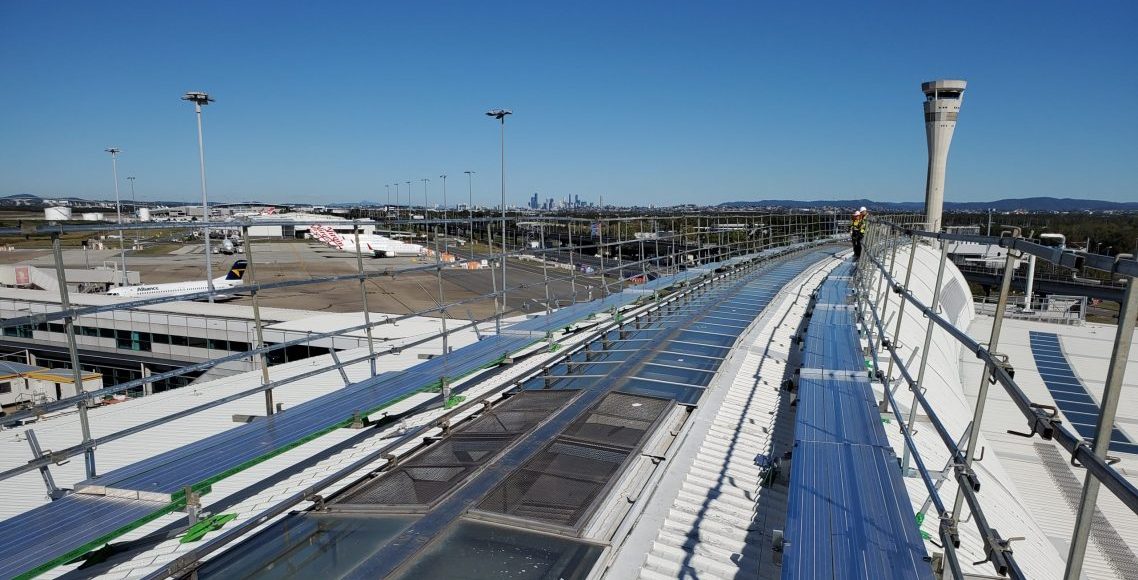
[2,287,313,323]
[961,315,1138,580]
[605,253,839,580]
[35,312,610,578]
[0,316,478,521]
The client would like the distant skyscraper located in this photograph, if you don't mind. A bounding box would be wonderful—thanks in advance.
[530,193,539,210]
[922,79,967,233]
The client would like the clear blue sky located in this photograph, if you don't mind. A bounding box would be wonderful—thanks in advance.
[1,1,1135,206]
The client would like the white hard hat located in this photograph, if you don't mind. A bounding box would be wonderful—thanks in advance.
[859,206,867,213]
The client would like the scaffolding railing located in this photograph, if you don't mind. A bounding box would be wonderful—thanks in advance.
[972,294,1087,325]
[0,212,841,496]
[859,220,1138,580]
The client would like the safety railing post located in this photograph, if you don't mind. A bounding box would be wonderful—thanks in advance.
[354,225,378,378]
[242,225,275,415]
[874,226,902,353]
[434,220,452,403]
[51,233,96,477]
[1063,273,1138,580]
[599,217,608,297]
[903,238,950,473]
[568,219,578,304]
[541,220,552,315]
[951,230,1021,525]
[887,236,919,383]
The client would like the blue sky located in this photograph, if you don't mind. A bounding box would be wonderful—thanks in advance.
[1,1,1135,206]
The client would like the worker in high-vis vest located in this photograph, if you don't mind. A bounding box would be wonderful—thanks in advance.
[850,207,868,260]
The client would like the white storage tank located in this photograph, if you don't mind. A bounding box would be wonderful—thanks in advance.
[44,206,72,221]
[137,207,151,221]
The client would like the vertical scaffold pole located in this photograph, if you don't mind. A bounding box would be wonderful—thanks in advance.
[568,219,578,304]
[873,226,900,352]
[951,230,1020,525]
[887,236,919,380]
[434,221,451,403]
[1064,273,1138,580]
[241,225,274,415]
[540,220,552,314]
[902,238,949,473]
[599,216,607,297]
[354,225,378,377]
[51,233,96,477]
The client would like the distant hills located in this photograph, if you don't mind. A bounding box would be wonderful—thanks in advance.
[4,193,1136,213]
[718,197,1138,212]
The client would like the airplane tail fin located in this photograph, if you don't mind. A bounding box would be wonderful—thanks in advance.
[220,260,248,281]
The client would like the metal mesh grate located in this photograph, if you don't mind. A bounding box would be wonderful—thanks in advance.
[337,436,512,506]
[334,391,577,508]
[562,392,670,449]
[475,392,671,530]
[476,441,628,528]
[459,390,577,434]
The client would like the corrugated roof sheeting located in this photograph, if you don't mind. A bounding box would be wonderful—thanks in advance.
[607,255,837,580]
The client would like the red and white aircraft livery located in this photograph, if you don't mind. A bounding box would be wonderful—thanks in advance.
[310,225,425,258]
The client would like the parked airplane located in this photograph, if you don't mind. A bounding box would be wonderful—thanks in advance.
[107,260,247,300]
[219,238,240,255]
[310,225,424,257]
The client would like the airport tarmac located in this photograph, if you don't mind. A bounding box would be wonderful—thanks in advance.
[0,240,602,319]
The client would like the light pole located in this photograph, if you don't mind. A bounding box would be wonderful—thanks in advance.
[126,176,137,216]
[126,175,138,249]
[181,91,216,303]
[393,183,400,218]
[440,173,448,217]
[440,174,448,252]
[464,170,475,260]
[105,148,128,285]
[487,108,511,322]
[385,184,390,210]
[421,178,430,245]
[405,181,411,221]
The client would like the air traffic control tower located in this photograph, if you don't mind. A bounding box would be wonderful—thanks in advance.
[922,79,966,232]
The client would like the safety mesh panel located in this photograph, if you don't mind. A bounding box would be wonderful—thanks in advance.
[459,390,577,434]
[334,391,575,507]
[337,436,511,506]
[475,392,671,530]
[561,392,670,449]
[476,441,628,528]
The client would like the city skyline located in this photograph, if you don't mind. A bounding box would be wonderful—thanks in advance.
[1,1,1135,205]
